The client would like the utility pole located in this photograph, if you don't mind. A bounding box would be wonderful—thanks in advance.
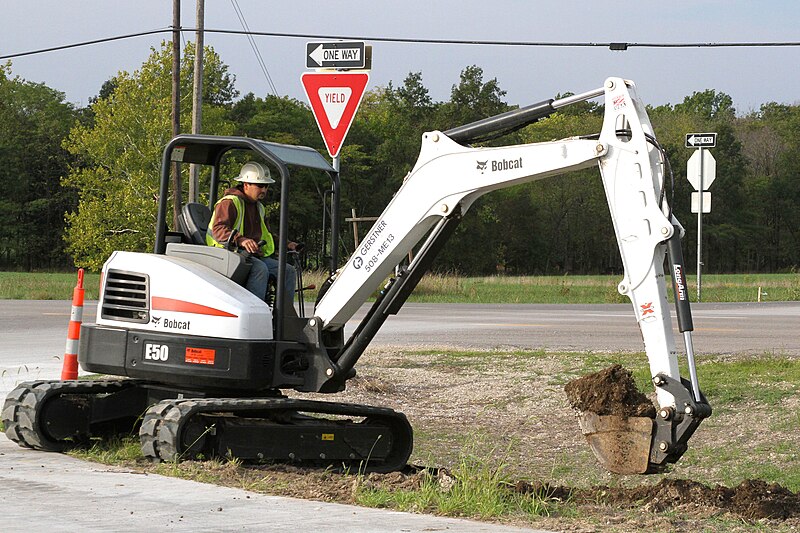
[171,0,182,229]
[189,0,204,203]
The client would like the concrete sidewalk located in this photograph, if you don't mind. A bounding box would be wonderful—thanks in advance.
[0,435,548,533]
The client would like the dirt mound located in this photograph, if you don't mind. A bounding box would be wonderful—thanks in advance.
[581,478,800,520]
[564,364,656,418]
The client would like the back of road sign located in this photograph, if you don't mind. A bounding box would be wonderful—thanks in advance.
[687,149,716,191]
[301,72,369,158]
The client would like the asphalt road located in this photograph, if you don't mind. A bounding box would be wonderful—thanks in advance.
[1,299,797,532]
[2,300,797,395]
[363,301,800,355]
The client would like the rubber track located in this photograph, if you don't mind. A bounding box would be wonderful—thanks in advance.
[2,379,140,451]
[139,397,413,471]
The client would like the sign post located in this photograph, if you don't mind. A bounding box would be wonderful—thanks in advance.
[685,133,717,302]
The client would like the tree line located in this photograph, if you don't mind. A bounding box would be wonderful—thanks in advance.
[1,43,798,274]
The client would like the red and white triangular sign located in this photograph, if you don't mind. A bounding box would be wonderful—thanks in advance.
[301,72,369,158]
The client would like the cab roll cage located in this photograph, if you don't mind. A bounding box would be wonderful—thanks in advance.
[154,134,339,337]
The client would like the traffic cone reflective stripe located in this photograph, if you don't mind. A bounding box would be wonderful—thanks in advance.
[61,268,85,380]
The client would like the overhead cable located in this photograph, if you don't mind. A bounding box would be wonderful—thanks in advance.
[3,27,800,61]
[229,0,278,96]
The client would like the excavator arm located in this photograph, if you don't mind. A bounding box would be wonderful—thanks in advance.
[311,77,711,473]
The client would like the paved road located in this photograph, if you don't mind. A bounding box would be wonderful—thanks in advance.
[364,301,800,355]
[2,300,797,395]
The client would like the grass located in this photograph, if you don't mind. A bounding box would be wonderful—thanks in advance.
[409,272,800,304]
[0,271,102,300]
[354,445,559,519]
[2,270,795,303]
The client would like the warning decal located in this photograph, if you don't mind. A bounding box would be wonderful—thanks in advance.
[185,347,216,365]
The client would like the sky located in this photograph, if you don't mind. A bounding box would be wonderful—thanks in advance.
[3,1,800,114]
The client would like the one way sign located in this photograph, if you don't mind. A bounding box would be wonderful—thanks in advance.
[685,132,717,148]
[306,41,366,69]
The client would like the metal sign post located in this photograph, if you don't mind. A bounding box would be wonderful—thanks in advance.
[697,148,705,302]
[685,133,717,302]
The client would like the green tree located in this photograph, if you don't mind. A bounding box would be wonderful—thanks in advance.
[674,89,736,121]
[736,103,800,270]
[433,66,513,273]
[63,42,236,270]
[437,65,509,130]
[0,62,80,270]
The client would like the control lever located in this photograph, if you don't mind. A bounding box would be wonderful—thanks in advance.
[224,229,239,251]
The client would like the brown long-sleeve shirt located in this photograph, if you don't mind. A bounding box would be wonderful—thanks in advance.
[210,186,268,248]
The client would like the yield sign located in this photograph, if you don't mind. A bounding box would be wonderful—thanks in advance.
[301,72,369,158]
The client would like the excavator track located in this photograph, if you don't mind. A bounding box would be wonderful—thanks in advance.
[140,397,413,473]
[2,379,146,451]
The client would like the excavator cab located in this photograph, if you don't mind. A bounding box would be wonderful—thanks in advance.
[155,135,341,322]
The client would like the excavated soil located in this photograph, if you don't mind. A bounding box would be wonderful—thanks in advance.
[563,364,656,418]
[137,351,799,532]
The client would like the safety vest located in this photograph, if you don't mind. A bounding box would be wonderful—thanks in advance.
[206,194,275,256]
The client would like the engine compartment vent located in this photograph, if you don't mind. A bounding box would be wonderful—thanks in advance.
[101,269,150,323]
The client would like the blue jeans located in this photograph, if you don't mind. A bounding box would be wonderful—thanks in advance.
[246,256,296,304]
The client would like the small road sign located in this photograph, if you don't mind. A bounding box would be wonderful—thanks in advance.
[301,72,369,158]
[306,41,366,69]
[685,132,717,148]
[691,191,711,213]
[687,149,716,190]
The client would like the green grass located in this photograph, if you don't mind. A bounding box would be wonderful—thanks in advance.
[0,271,102,300]
[1,271,796,302]
[409,272,800,304]
[68,435,144,463]
[698,357,800,406]
[354,444,560,519]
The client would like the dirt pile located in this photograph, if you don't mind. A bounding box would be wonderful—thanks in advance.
[580,478,800,520]
[564,364,656,418]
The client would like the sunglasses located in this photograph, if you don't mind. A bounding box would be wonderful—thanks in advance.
[252,183,268,189]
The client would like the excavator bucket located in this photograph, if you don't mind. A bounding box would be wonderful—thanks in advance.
[577,412,653,474]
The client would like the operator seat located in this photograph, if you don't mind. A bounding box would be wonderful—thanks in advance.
[167,202,251,286]
[180,202,212,245]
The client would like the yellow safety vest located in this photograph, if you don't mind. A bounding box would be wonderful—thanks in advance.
[206,194,275,256]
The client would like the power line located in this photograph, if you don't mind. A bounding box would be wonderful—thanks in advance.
[200,29,800,50]
[0,28,169,60]
[229,1,278,96]
[3,27,800,61]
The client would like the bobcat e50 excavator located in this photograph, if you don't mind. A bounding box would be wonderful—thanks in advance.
[3,77,710,474]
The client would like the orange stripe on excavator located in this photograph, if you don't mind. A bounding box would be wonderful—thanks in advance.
[151,296,238,318]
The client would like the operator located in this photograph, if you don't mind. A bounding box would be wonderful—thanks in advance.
[206,161,297,303]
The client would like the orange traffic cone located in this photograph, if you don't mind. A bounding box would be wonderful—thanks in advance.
[61,268,85,380]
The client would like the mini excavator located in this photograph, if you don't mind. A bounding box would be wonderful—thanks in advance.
[3,77,711,474]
